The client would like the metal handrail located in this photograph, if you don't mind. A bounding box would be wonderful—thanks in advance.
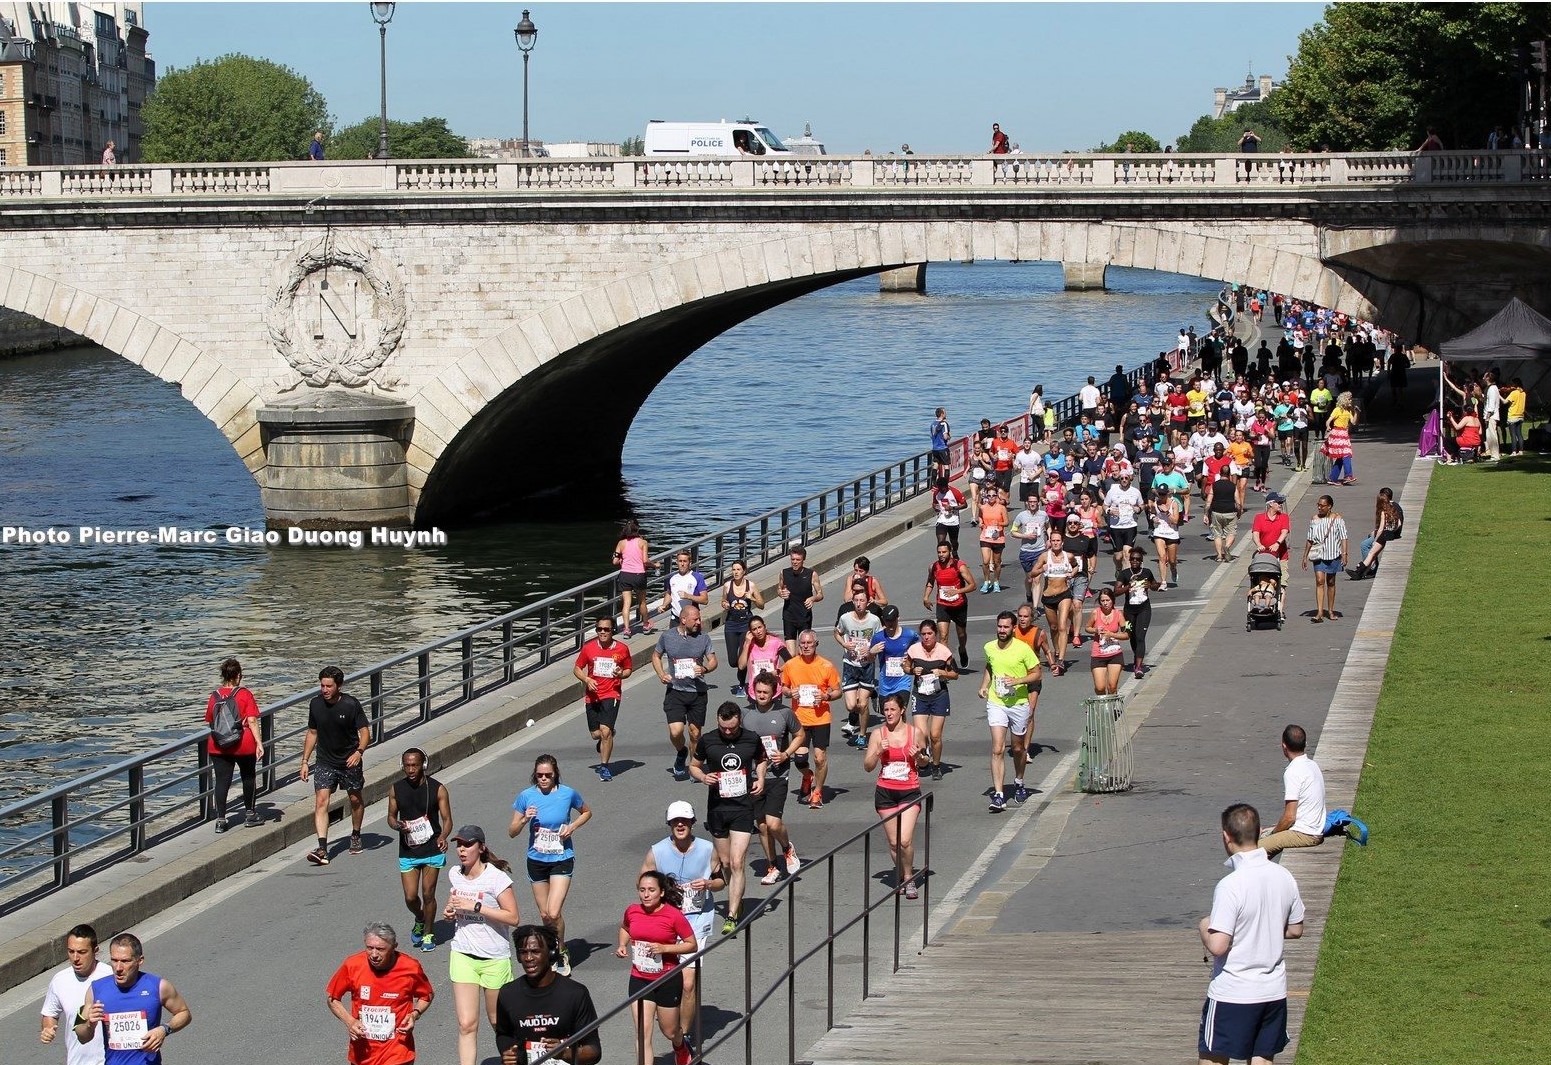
[528,792,934,1065]
[0,353,1165,910]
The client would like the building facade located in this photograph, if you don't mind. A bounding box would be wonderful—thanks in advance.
[1212,73,1278,121]
[0,1,154,166]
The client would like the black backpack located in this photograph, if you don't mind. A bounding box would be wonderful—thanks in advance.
[210,688,245,747]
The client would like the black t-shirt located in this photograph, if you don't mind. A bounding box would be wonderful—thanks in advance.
[781,567,814,622]
[1063,532,1096,567]
[307,692,368,768]
[693,726,767,810]
[393,775,444,859]
[1210,479,1239,514]
[494,974,601,1060]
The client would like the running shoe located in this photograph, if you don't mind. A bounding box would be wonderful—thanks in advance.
[596,765,614,782]
[959,648,969,668]
[840,722,858,740]
[905,882,920,901]
[992,582,1002,592]
[553,948,572,977]
[761,867,781,886]
[214,819,228,834]
[722,916,738,936]
[800,768,814,796]
[418,933,435,953]
[672,765,691,782]
[245,810,262,828]
[731,683,746,697]
[620,627,634,638]
[350,832,363,856]
[980,581,992,594]
[809,789,824,810]
[1134,666,1145,679]
[989,792,1007,813]
[411,922,426,947]
[1013,784,1031,804]
[674,1038,694,1065]
[931,764,943,782]
[785,846,802,875]
[307,846,330,866]
[1072,635,1083,647]
[851,733,868,749]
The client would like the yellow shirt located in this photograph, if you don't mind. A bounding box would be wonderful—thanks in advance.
[1186,390,1209,418]
[1328,407,1354,430]
[1506,388,1527,420]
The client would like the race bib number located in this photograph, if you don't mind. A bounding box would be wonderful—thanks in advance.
[673,658,698,680]
[688,886,712,913]
[884,656,906,678]
[939,588,961,604]
[631,941,664,974]
[797,685,820,708]
[359,1005,395,1042]
[760,735,781,758]
[452,889,484,925]
[1099,638,1120,655]
[984,526,1001,539]
[917,674,940,696]
[592,657,617,678]
[527,1042,551,1065]
[752,660,776,679]
[718,770,748,798]
[534,827,565,855]
[881,760,911,782]
[402,815,433,847]
[107,1012,148,1051]
[994,676,1015,697]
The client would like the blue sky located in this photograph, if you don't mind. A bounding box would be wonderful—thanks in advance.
[144,2,1326,151]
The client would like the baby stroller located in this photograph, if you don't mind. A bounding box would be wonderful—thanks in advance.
[1246,553,1285,631]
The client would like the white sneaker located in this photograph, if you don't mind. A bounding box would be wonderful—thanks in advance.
[840,723,858,739]
[785,847,802,875]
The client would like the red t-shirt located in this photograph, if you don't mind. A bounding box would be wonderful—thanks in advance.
[622,903,695,979]
[575,639,632,701]
[325,950,434,1065]
[1167,393,1190,423]
[1251,512,1291,559]
[1204,456,1232,483]
[205,685,261,756]
[991,439,1017,471]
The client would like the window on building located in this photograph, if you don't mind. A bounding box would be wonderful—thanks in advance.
[0,112,6,135]
[0,150,7,167]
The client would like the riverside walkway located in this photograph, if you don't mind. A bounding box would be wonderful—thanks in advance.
[0,380,1424,1064]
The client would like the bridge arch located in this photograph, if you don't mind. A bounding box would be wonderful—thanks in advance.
[0,267,266,479]
[410,220,1370,523]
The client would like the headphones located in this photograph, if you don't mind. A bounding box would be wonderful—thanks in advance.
[513,924,562,965]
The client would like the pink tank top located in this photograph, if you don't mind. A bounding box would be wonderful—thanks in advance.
[877,726,920,792]
[619,536,647,575]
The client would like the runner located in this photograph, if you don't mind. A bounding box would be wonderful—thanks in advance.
[977,484,1009,593]
[1031,531,1079,675]
[73,933,192,1065]
[923,540,976,669]
[779,631,842,809]
[1116,549,1160,679]
[300,665,370,865]
[617,871,698,1065]
[1010,495,1049,606]
[386,748,452,953]
[867,605,919,751]
[978,611,1041,811]
[325,922,433,1065]
[39,923,110,1065]
[573,619,632,781]
[776,547,823,652]
[736,616,790,705]
[659,551,709,625]
[494,925,602,1065]
[905,616,959,780]
[834,588,882,749]
[642,802,725,1036]
[689,703,768,933]
[849,556,889,606]
[1010,603,1053,741]
[1084,588,1128,695]
[1103,472,1144,580]
[742,676,805,884]
[651,605,717,782]
[1149,480,1185,589]
[719,561,763,697]
[862,692,930,898]
[443,826,520,1065]
[932,477,968,555]
[612,519,659,638]
[508,756,591,977]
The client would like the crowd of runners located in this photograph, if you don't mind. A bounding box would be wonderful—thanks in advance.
[39,292,1397,1065]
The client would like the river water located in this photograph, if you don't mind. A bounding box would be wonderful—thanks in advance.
[0,262,1215,803]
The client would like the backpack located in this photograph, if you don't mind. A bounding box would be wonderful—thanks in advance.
[210,687,245,747]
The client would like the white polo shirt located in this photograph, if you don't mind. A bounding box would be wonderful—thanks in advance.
[1207,849,1305,1003]
[1284,754,1327,836]
[42,961,112,1065]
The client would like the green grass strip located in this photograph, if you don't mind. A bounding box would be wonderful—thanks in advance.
[1298,456,1551,1064]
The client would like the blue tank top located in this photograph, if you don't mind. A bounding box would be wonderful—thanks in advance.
[92,971,163,1065]
[651,837,716,916]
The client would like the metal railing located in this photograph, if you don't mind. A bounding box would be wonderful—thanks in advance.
[0,355,1166,911]
[534,793,934,1065]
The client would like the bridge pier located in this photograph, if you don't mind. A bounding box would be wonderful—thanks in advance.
[256,392,416,530]
[878,264,926,294]
[1063,262,1107,291]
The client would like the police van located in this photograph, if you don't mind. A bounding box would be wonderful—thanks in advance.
[643,121,792,157]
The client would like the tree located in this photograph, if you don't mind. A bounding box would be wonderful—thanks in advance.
[1093,131,1163,153]
[142,54,331,163]
[330,116,471,161]
[1177,100,1291,153]
[619,136,645,157]
[1271,3,1551,151]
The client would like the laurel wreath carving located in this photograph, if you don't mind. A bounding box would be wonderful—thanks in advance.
[266,235,406,388]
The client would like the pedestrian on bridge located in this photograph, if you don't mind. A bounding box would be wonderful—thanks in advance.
[301,666,370,865]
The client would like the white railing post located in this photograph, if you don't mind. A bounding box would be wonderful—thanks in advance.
[495,163,519,190]
[1328,156,1349,184]
[151,166,172,195]
[1092,159,1116,186]
[41,169,62,197]
[1214,158,1238,185]
[731,160,755,188]
[1413,154,1432,184]
[613,160,636,189]
[1502,152,1522,183]
[971,159,994,185]
[850,159,874,187]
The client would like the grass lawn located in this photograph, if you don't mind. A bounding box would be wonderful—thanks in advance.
[1298,455,1551,1065]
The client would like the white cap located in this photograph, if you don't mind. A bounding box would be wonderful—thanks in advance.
[665,801,696,824]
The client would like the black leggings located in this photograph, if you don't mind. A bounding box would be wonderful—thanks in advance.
[1252,445,1271,483]
[724,626,749,669]
[1124,602,1152,660]
[212,754,257,819]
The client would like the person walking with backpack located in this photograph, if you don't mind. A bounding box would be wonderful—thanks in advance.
[205,657,263,831]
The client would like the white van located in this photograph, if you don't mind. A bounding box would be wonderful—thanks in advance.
[644,121,792,157]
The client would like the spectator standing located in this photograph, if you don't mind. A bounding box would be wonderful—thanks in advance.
[100,140,116,165]
[310,130,326,160]
[204,657,263,831]
[989,123,1010,154]
[1300,495,1348,624]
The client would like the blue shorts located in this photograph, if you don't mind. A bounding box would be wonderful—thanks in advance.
[399,853,447,874]
[1313,558,1342,576]
[1198,997,1288,1061]
[911,690,951,717]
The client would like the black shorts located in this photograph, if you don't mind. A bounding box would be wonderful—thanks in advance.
[934,601,968,626]
[980,541,1005,555]
[1041,592,1070,610]
[754,778,789,821]
[841,661,877,692]
[1018,482,1038,502]
[782,615,811,642]
[806,722,832,750]
[312,762,365,794]
[875,786,923,813]
[630,971,683,1007]
[1109,528,1137,550]
[617,571,648,592]
[930,448,950,467]
[663,688,707,729]
[526,856,574,883]
[706,803,756,838]
[585,698,620,733]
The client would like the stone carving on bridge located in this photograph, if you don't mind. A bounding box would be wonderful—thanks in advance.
[266,235,407,393]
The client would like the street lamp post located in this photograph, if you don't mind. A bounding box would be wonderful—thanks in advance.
[370,2,395,159]
[514,10,537,158]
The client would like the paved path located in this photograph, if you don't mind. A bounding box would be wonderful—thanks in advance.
[805,420,1430,1063]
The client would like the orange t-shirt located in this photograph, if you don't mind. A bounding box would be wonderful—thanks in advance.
[780,655,840,727]
[1226,441,1254,471]
[979,502,1008,544]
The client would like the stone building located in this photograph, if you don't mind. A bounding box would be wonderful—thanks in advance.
[1212,72,1278,121]
[0,1,154,166]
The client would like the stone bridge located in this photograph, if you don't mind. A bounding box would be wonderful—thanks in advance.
[1,149,1546,527]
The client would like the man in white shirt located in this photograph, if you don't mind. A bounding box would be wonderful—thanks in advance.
[1199,804,1305,1064]
[1482,371,1502,461]
[1013,436,1044,507]
[39,924,111,1065]
[1259,724,1326,857]
[1103,473,1144,578]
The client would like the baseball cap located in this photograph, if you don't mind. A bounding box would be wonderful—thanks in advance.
[665,801,696,824]
[1266,492,1287,505]
[450,824,486,845]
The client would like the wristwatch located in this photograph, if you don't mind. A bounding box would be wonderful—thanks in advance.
[473,900,483,914]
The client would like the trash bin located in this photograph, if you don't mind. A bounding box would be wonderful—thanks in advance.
[1078,695,1132,793]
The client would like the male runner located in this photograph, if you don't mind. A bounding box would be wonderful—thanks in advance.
[326,922,434,1065]
[742,676,805,883]
[779,631,842,809]
[573,618,633,781]
[690,703,768,933]
[386,748,452,951]
[977,611,1041,812]
[39,924,110,1065]
[652,605,717,781]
